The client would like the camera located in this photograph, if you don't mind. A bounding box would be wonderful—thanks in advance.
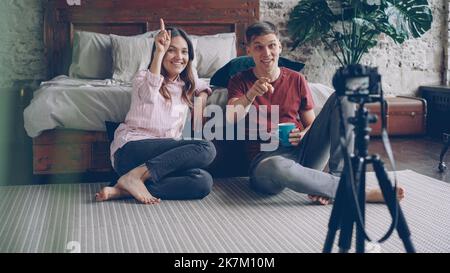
[332,64,381,103]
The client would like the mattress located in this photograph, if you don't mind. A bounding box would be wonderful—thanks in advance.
[23,75,334,138]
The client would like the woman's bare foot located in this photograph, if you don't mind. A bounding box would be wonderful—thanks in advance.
[95,186,130,202]
[116,166,160,204]
[308,186,405,206]
[366,186,405,203]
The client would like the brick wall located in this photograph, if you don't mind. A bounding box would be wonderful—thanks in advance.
[444,0,450,85]
[0,0,46,88]
[0,0,446,95]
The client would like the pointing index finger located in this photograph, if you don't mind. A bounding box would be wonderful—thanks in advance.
[160,18,165,31]
[259,77,270,83]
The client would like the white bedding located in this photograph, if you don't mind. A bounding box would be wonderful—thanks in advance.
[23,75,334,137]
[23,76,132,137]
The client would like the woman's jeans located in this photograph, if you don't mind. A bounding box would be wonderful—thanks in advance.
[111,138,216,200]
[249,93,355,199]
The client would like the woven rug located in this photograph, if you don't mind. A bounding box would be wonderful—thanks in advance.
[0,170,449,253]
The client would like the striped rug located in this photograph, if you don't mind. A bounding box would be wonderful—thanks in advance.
[0,170,449,253]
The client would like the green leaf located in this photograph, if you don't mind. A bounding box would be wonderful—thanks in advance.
[353,17,376,32]
[384,0,433,39]
[287,0,334,48]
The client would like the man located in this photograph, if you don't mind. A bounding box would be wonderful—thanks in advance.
[226,21,404,204]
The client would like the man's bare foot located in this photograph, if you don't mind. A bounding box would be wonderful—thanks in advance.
[95,186,130,202]
[308,195,332,205]
[308,186,405,206]
[116,166,160,204]
[366,186,405,203]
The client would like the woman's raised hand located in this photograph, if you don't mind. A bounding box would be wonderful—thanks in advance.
[155,18,171,53]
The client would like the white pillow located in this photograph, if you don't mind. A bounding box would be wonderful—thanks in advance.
[308,83,334,115]
[188,38,199,77]
[191,33,237,78]
[110,35,155,82]
[69,30,157,79]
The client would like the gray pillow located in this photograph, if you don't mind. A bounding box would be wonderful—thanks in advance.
[110,35,155,82]
[69,31,112,79]
[69,30,158,79]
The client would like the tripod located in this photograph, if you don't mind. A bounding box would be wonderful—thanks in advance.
[322,101,415,253]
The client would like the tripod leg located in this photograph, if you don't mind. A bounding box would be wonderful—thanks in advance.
[355,158,367,253]
[323,172,346,253]
[372,156,416,253]
[337,206,354,253]
[337,157,364,253]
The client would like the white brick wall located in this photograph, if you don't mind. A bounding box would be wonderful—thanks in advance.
[0,0,46,88]
[444,0,450,85]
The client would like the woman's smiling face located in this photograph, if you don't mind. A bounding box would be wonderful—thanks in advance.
[162,36,189,80]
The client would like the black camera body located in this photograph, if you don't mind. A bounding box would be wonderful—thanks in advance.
[332,64,381,103]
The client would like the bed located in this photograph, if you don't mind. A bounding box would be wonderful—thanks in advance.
[25,0,260,175]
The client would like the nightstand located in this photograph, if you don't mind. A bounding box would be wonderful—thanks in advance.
[439,133,449,172]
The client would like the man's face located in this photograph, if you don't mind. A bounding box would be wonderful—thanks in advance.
[247,33,282,72]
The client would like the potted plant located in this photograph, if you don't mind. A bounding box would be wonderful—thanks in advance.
[287,0,433,66]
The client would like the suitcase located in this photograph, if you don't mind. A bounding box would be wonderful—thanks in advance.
[365,96,427,136]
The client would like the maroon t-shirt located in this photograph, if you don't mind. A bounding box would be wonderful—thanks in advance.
[227,67,315,160]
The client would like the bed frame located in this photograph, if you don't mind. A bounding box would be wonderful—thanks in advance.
[34,0,259,175]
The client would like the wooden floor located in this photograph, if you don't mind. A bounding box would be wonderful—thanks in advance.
[368,136,449,183]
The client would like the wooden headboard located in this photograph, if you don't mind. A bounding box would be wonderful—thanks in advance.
[44,0,260,79]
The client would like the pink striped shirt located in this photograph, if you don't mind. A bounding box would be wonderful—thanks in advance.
[110,70,211,167]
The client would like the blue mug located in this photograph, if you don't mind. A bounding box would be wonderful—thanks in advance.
[278,122,296,147]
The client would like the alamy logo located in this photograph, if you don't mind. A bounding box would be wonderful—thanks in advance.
[66,0,81,6]
[181,98,281,152]
[65,241,81,253]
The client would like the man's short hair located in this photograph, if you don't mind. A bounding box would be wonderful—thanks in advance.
[245,21,279,44]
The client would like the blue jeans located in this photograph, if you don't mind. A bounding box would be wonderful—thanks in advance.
[112,138,216,200]
[249,93,355,198]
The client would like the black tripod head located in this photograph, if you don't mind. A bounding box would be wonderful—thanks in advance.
[333,64,382,104]
[333,64,385,157]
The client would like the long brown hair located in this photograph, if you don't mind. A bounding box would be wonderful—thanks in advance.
[150,27,196,108]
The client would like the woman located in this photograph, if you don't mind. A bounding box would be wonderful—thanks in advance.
[96,19,216,204]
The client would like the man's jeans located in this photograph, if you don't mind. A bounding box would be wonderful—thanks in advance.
[250,93,355,198]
